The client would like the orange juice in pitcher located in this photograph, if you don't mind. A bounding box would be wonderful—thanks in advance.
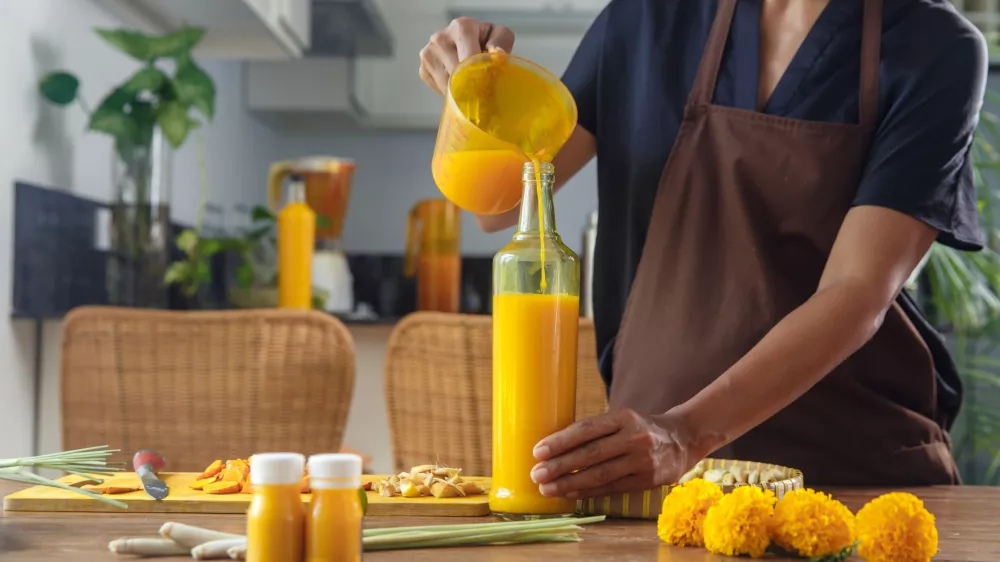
[491,162,580,518]
[431,50,577,216]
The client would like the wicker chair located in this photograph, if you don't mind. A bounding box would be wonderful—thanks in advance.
[61,307,356,471]
[384,312,608,475]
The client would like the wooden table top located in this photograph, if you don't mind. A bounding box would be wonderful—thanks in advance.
[3,481,999,561]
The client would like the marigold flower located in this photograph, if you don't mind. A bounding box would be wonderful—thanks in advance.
[856,492,938,562]
[703,485,776,558]
[656,478,724,547]
[768,488,856,559]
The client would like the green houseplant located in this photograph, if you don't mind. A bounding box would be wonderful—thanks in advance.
[164,204,331,310]
[38,26,216,308]
[912,90,1000,484]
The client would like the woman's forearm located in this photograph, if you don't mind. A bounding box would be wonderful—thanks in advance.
[668,278,891,458]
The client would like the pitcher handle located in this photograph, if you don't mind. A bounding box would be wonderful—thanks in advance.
[268,162,293,211]
[405,204,422,279]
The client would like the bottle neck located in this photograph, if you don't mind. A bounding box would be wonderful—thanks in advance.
[516,167,557,236]
[286,179,307,205]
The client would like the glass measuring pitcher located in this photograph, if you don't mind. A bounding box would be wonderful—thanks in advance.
[268,157,355,244]
[405,199,462,313]
[431,50,577,215]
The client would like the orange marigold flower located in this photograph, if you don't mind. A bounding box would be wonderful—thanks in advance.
[657,478,724,547]
[703,485,776,558]
[856,492,938,562]
[768,488,856,559]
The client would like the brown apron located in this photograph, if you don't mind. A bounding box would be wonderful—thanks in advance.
[610,0,959,486]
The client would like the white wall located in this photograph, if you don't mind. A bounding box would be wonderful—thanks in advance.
[0,0,278,459]
[273,131,599,256]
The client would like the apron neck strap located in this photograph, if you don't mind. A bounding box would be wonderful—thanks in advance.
[690,0,883,129]
[858,0,883,128]
[689,0,738,107]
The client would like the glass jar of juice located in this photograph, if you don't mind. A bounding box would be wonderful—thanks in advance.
[405,199,462,313]
[491,161,580,518]
[306,453,363,562]
[247,453,306,562]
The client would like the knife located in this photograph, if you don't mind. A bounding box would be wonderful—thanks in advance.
[133,450,169,500]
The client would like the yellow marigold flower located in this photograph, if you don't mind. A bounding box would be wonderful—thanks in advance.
[768,488,856,559]
[657,478,724,547]
[703,485,776,558]
[856,492,938,562]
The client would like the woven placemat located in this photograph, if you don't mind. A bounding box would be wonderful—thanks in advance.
[575,458,804,520]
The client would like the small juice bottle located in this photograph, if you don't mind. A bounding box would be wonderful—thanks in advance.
[278,174,316,309]
[306,453,364,562]
[247,453,306,562]
[491,161,580,518]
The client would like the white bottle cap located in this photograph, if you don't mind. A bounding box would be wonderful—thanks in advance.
[250,453,305,486]
[308,454,362,489]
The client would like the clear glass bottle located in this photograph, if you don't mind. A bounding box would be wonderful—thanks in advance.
[490,161,580,518]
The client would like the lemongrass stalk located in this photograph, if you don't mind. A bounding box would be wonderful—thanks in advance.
[9,469,127,509]
[362,515,605,537]
[364,527,583,550]
[363,522,590,546]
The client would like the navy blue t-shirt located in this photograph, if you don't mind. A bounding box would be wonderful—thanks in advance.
[561,0,988,387]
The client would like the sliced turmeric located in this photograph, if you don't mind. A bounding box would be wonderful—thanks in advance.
[188,477,220,491]
[198,460,224,480]
[204,481,242,495]
[300,475,310,494]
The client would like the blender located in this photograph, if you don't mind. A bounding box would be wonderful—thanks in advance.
[269,157,356,313]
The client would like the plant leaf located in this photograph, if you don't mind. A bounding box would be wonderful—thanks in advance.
[88,87,138,142]
[251,206,276,222]
[155,100,195,148]
[236,263,255,289]
[148,27,206,58]
[176,229,199,255]
[198,238,222,257]
[95,29,155,61]
[174,53,216,120]
[96,27,206,61]
[122,66,167,95]
[38,72,80,105]
[247,225,273,243]
[129,101,157,149]
[164,261,192,285]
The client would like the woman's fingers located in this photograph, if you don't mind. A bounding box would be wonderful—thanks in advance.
[534,412,624,462]
[537,454,636,498]
[418,18,516,95]
[419,39,452,95]
[484,24,515,53]
[531,432,629,484]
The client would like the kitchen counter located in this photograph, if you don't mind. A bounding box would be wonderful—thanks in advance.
[2,481,999,561]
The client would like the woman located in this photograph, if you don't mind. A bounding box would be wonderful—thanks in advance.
[419,0,987,496]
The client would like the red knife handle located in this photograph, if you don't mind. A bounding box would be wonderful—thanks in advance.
[133,450,166,473]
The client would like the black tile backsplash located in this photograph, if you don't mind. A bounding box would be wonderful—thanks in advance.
[11,181,493,320]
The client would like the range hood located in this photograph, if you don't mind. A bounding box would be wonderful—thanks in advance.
[309,0,394,57]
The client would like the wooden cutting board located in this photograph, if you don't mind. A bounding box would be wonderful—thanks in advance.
[3,473,491,517]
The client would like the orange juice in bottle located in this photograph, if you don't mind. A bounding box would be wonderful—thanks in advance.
[246,453,306,562]
[491,161,580,518]
[306,453,363,562]
[277,175,316,309]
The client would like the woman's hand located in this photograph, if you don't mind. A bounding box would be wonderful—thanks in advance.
[530,409,702,499]
[418,17,515,95]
